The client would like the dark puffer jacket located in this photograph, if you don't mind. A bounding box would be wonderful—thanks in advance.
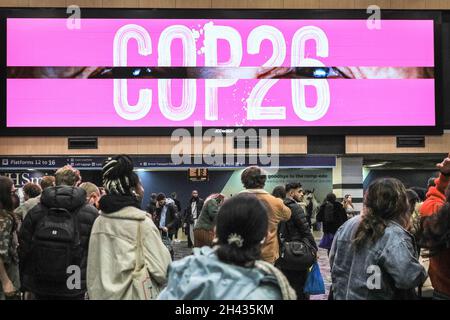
[154,199,179,235]
[316,201,348,234]
[18,186,98,297]
[280,197,317,251]
[183,198,204,225]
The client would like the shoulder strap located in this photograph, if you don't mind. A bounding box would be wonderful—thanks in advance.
[278,219,289,239]
[72,206,82,246]
[135,221,145,271]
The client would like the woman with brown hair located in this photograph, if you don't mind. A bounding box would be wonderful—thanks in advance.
[0,176,20,300]
[330,178,427,300]
[342,194,355,218]
[194,193,225,248]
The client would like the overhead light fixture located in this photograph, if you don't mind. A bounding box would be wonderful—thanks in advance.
[365,162,389,168]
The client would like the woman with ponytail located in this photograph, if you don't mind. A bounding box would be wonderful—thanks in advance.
[87,155,171,300]
[159,194,296,300]
[329,178,427,300]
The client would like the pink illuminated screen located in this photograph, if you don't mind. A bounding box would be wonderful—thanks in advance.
[6,18,436,127]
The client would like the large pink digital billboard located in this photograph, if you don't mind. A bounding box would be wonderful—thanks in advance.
[6,18,436,128]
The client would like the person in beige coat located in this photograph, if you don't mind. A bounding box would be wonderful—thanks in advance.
[87,155,171,300]
[239,166,291,264]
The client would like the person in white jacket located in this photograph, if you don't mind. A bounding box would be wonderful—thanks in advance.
[87,155,172,300]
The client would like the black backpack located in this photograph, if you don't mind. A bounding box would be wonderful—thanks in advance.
[30,207,82,283]
[323,201,335,224]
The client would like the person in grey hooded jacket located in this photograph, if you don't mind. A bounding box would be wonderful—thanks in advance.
[158,194,296,300]
[330,178,427,300]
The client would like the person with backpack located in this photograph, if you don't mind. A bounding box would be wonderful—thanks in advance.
[87,155,171,300]
[158,194,296,300]
[316,193,347,255]
[18,165,98,300]
[272,183,317,300]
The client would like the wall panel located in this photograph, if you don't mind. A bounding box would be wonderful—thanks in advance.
[354,0,391,8]
[319,0,355,8]
[106,0,139,7]
[0,136,308,156]
[65,0,102,7]
[390,0,426,9]
[175,0,211,8]
[29,0,66,6]
[212,0,248,8]
[283,0,317,8]
[0,0,30,6]
[247,0,283,8]
[139,0,176,7]
[425,0,450,9]
[346,134,450,154]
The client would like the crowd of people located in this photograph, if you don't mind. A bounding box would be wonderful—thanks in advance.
[0,153,449,300]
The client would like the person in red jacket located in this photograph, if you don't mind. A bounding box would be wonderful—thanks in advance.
[419,153,450,300]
